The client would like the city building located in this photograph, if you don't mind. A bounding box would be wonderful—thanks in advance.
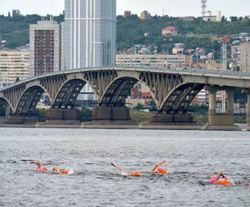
[172,43,185,55]
[128,83,151,108]
[140,10,151,20]
[116,54,192,68]
[0,49,30,88]
[192,62,223,70]
[203,10,222,22]
[124,10,132,17]
[230,40,240,71]
[240,41,250,72]
[162,26,177,37]
[192,89,207,105]
[62,0,116,70]
[30,20,61,76]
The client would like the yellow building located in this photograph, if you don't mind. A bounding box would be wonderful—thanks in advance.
[0,49,30,87]
[116,54,192,68]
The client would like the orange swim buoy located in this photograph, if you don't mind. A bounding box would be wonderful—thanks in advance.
[213,178,231,186]
[157,167,168,175]
[130,170,141,177]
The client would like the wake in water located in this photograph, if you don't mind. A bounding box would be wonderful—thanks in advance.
[13,159,250,187]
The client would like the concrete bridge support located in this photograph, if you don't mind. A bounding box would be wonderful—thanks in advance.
[151,113,194,123]
[46,108,81,125]
[247,94,250,131]
[5,115,39,124]
[206,87,237,130]
[92,106,130,121]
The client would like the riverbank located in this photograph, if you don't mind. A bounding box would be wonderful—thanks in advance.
[0,121,246,131]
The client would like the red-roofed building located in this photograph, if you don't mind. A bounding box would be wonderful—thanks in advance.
[162,26,177,36]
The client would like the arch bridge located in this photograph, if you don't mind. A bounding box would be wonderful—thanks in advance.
[1,67,250,128]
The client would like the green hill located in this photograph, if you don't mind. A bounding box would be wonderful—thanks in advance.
[0,13,249,59]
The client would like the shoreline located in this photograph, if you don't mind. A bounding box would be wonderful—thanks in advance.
[0,121,246,131]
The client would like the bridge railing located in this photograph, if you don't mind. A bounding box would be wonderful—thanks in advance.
[1,66,250,92]
[116,65,250,78]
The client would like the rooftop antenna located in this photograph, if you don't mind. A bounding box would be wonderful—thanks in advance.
[201,0,207,17]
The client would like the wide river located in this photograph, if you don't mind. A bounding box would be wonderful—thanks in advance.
[0,128,249,207]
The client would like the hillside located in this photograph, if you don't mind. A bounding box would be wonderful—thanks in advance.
[0,14,250,58]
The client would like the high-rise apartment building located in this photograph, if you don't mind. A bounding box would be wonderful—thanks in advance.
[116,54,192,68]
[63,0,116,70]
[30,21,61,76]
[240,41,250,72]
[0,49,30,88]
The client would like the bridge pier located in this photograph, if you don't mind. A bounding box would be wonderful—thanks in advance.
[92,106,130,121]
[5,115,39,124]
[151,113,194,123]
[247,94,250,131]
[46,108,81,125]
[206,87,238,130]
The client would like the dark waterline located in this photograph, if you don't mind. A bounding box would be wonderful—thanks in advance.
[0,128,250,207]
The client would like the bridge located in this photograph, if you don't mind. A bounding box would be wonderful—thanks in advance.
[1,66,250,129]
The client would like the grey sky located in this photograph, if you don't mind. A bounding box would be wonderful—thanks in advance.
[0,0,249,17]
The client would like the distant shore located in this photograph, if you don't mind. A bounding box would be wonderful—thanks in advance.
[0,121,246,131]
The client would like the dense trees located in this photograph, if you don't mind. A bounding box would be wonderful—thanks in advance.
[117,15,250,55]
[0,13,249,56]
[0,14,64,48]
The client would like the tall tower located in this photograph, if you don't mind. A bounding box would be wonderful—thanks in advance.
[201,0,207,17]
[63,0,116,70]
[30,21,61,76]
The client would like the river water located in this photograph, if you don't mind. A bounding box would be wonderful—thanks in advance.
[0,128,249,207]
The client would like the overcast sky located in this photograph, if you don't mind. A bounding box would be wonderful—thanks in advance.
[1,0,249,17]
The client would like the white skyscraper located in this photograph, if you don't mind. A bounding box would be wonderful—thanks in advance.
[63,0,116,70]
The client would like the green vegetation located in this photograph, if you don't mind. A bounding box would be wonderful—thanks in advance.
[117,15,250,57]
[130,110,154,123]
[133,103,144,111]
[35,108,47,121]
[0,14,64,48]
[80,107,92,122]
[1,13,250,58]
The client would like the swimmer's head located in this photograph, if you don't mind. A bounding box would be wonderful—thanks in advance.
[53,167,60,172]
[130,170,141,177]
[31,160,41,166]
[157,167,167,175]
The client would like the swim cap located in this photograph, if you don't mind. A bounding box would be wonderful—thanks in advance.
[130,170,141,177]
[157,167,168,175]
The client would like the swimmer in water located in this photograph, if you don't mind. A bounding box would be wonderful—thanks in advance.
[30,160,48,173]
[149,160,168,175]
[210,172,233,186]
[52,166,74,175]
[111,160,167,177]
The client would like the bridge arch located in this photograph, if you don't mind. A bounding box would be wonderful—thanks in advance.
[160,83,204,113]
[99,75,158,107]
[15,85,51,115]
[0,96,14,113]
[52,78,94,108]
